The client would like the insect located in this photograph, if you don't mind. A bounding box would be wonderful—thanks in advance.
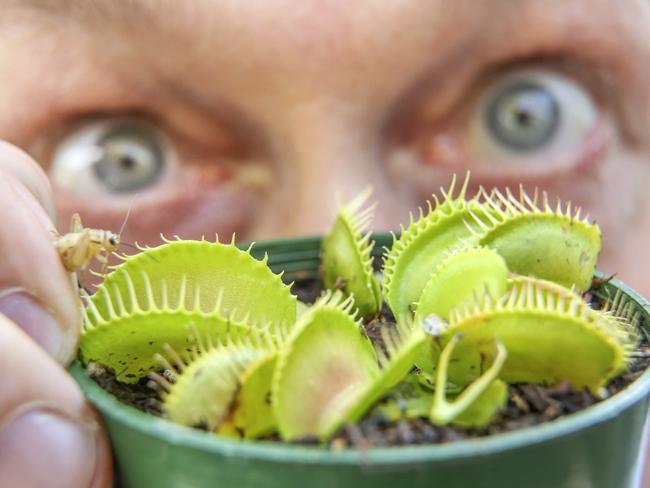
[55,209,130,273]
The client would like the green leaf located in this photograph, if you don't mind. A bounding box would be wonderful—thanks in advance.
[81,291,252,383]
[414,246,509,323]
[469,188,601,292]
[162,342,269,431]
[430,335,508,426]
[374,377,433,421]
[323,316,427,438]
[382,173,484,318]
[272,292,379,441]
[229,354,279,439]
[95,238,296,327]
[452,379,508,428]
[376,375,508,429]
[440,279,634,393]
[321,189,382,318]
[80,239,296,382]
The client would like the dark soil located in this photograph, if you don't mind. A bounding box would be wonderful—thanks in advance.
[88,275,650,449]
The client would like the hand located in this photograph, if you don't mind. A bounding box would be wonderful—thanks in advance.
[0,141,112,487]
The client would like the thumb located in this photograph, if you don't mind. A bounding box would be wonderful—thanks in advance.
[0,315,112,488]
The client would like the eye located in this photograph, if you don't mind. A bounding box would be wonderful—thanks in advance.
[468,69,598,162]
[49,118,173,194]
[484,80,559,151]
[385,67,606,201]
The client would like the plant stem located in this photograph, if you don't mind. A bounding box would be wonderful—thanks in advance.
[430,335,507,425]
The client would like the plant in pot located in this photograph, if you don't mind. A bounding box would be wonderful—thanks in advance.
[70,175,650,488]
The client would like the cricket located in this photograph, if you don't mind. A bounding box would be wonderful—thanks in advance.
[55,206,132,273]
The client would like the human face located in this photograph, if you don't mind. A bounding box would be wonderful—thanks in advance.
[1,0,650,295]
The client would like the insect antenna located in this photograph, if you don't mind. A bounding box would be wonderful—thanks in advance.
[112,197,160,264]
[118,197,137,237]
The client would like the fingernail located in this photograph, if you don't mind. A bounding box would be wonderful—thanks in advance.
[0,291,65,362]
[0,408,96,488]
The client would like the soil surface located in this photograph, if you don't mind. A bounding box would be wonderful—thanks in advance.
[88,276,650,449]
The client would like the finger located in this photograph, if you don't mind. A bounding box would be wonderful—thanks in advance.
[0,141,56,221]
[0,148,80,365]
[0,315,112,488]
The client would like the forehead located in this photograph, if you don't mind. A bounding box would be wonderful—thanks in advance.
[4,0,640,131]
[12,1,617,64]
[16,2,628,86]
[16,1,629,74]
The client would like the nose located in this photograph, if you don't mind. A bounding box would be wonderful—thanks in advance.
[250,117,415,240]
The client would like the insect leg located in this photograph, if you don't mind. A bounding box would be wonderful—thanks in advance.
[70,213,84,233]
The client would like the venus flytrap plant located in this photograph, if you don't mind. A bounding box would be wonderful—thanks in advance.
[378,178,619,425]
[505,273,640,349]
[600,289,642,350]
[273,291,427,440]
[429,335,508,427]
[412,246,509,386]
[78,172,644,446]
[321,188,382,318]
[156,340,268,432]
[80,237,296,382]
[467,186,601,292]
[414,277,637,427]
[152,324,284,437]
[382,173,486,318]
[413,246,510,325]
[415,274,632,392]
[81,283,253,383]
[374,376,435,421]
[226,353,281,438]
[375,373,507,429]
[332,314,427,435]
[435,279,635,394]
[272,291,377,440]
[98,236,297,325]
[448,381,509,428]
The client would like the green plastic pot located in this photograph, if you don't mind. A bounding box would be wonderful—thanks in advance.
[70,234,650,488]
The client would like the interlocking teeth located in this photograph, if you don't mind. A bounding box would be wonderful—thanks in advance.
[79,239,297,383]
[440,277,637,393]
[382,172,482,318]
[321,188,382,318]
[465,185,601,292]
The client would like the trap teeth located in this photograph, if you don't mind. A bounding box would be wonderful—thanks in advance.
[469,188,602,292]
[433,278,634,393]
[80,239,297,383]
[321,189,382,318]
[382,173,483,318]
[272,294,377,441]
[79,172,643,444]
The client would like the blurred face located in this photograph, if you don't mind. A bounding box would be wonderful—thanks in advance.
[1,0,650,294]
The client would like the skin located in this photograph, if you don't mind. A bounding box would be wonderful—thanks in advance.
[0,0,649,485]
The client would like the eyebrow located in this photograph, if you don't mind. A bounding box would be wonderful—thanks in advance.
[402,2,643,108]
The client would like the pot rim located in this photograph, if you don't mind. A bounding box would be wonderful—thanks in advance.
[71,234,650,466]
